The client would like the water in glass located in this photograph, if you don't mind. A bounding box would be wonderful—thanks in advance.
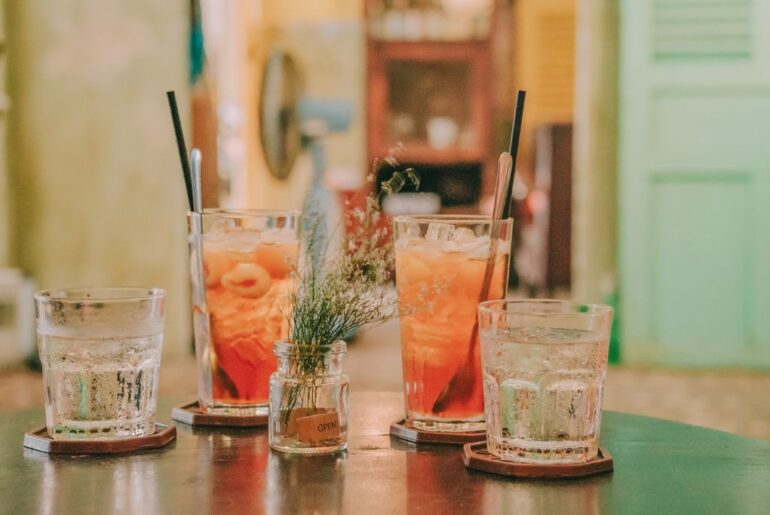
[481,326,608,464]
[39,333,162,439]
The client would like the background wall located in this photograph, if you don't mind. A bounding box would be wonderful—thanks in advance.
[6,0,192,356]
[0,1,8,267]
[252,1,365,211]
[572,0,618,304]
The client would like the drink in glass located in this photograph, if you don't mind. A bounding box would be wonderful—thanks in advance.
[478,300,612,464]
[393,215,513,432]
[189,209,301,415]
[34,288,166,439]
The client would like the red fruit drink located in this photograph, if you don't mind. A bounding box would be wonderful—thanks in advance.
[394,216,512,432]
[190,210,301,415]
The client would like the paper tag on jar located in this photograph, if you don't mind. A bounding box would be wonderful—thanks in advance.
[284,408,313,436]
[297,411,340,443]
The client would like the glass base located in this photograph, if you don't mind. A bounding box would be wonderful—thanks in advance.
[487,436,598,465]
[270,439,348,455]
[201,401,268,417]
[408,416,485,433]
[48,417,155,440]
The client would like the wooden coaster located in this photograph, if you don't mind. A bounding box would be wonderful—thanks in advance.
[463,441,614,479]
[390,419,486,445]
[171,401,268,428]
[23,423,176,455]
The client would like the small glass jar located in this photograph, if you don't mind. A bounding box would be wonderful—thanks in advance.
[269,340,349,454]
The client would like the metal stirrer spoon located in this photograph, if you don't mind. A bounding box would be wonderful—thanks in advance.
[191,149,203,214]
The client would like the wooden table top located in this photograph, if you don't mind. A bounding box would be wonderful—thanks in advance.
[2,391,770,514]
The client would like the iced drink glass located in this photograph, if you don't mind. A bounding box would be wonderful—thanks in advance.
[478,300,613,464]
[394,215,513,432]
[34,288,166,439]
[189,209,301,415]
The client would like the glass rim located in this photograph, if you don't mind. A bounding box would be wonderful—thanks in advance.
[188,208,301,219]
[393,214,513,224]
[34,287,166,304]
[273,340,347,355]
[478,299,613,317]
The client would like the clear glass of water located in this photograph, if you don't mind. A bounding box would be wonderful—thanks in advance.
[478,300,613,464]
[34,288,166,439]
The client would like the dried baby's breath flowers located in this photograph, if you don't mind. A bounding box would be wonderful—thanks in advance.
[281,152,419,418]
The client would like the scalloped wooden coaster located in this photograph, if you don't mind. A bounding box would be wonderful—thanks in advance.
[23,423,176,455]
[463,441,614,479]
[389,419,486,445]
[171,401,268,428]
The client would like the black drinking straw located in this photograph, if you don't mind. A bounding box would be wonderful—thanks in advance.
[166,91,194,210]
[502,90,527,219]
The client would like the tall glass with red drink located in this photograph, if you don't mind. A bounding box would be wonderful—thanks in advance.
[394,215,512,432]
[189,209,301,415]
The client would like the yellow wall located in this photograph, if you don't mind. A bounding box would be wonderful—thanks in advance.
[514,0,576,169]
[0,1,8,266]
[7,0,192,356]
[262,0,362,25]
[515,0,576,123]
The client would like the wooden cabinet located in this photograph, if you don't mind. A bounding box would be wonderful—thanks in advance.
[366,39,494,210]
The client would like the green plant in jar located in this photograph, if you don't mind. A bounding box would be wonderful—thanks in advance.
[269,157,419,454]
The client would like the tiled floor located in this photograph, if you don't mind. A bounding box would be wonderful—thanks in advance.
[5,320,770,440]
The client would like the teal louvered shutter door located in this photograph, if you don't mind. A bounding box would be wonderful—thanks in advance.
[653,0,753,60]
[619,0,770,366]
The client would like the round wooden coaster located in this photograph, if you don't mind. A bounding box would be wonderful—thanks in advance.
[23,423,176,455]
[171,401,268,428]
[463,441,614,479]
[389,419,486,445]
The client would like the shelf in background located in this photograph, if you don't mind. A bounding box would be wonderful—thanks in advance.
[438,205,481,215]
[368,39,491,61]
[367,27,494,209]
[374,145,484,165]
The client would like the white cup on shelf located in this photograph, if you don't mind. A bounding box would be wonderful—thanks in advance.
[426,116,459,150]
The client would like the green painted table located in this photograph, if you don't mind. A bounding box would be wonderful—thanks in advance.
[1,391,769,514]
